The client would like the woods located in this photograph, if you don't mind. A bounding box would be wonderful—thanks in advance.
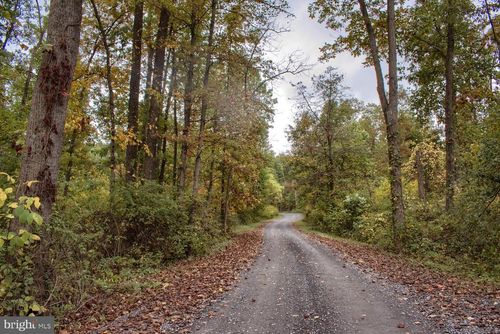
[1,0,292,316]
[0,0,498,327]
[285,0,498,279]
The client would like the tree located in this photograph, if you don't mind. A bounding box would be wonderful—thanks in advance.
[90,0,118,186]
[125,1,144,181]
[310,0,406,249]
[192,0,217,194]
[444,0,456,210]
[15,0,84,298]
[16,0,83,226]
[143,5,170,180]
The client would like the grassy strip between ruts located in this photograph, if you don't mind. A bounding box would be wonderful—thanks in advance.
[60,221,267,334]
[295,219,499,331]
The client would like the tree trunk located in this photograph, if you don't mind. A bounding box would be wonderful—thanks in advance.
[90,0,117,185]
[444,0,456,212]
[178,8,198,191]
[192,0,217,194]
[172,98,179,186]
[159,52,178,184]
[63,129,78,196]
[386,0,405,250]
[1,0,20,50]
[220,163,231,233]
[15,0,83,298]
[21,0,45,108]
[125,1,144,182]
[143,7,170,180]
[358,0,405,250]
[415,149,427,201]
[143,44,154,105]
[223,168,232,233]
[325,101,334,194]
[484,0,500,62]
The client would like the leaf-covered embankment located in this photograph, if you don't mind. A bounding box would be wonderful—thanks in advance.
[62,227,264,334]
[299,227,499,332]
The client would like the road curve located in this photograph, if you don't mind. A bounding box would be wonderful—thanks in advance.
[191,213,431,334]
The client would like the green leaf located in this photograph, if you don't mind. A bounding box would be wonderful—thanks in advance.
[0,239,4,248]
[32,213,43,225]
[19,210,30,224]
[13,206,24,218]
[30,303,41,312]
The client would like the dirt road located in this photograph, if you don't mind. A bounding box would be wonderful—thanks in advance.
[192,213,433,334]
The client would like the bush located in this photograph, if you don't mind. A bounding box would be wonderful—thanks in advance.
[0,173,45,315]
[354,212,392,248]
[342,193,368,230]
[44,180,225,315]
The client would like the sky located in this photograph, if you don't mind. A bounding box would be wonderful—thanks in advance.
[267,0,380,154]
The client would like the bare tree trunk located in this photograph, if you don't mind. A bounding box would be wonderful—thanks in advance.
[445,0,456,211]
[484,0,500,62]
[178,8,198,191]
[172,99,179,186]
[219,163,231,233]
[1,0,20,50]
[21,0,45,108]
[325,101,334,194]
[15,0,83,298]
[387,0,405,250]
[358,0,405,250]
[159,52,177,184]
[90,0,117,185]
[125,1,144,182]
[192,0,217,194]
[206,117,219,204]
[415,149,427,201]
[63,129,78,196]
[143,7,170,180]
[223,168,232,233]
[143,44,154,105]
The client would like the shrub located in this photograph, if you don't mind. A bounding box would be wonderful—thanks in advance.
[342,193,368,230]
[0,173,44,315]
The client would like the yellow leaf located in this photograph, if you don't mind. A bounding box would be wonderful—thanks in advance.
[25,180,39,188]
[33,197,41,209]
[0,189,6,207]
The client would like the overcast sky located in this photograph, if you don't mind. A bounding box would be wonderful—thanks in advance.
[267,0,380,154]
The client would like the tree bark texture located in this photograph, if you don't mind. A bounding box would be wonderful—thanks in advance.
[125,1,144,182]
[444,0,456,211]
[358,0,405,250]
[143,7,170,180]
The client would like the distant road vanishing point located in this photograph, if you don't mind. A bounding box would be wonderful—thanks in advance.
[192,213,433,334]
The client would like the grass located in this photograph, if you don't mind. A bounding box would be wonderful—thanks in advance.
[232,216,275,235]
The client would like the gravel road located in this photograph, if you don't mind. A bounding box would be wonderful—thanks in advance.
[191,213,435,334]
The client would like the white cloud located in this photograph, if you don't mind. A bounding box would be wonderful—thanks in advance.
[267,0,381,153]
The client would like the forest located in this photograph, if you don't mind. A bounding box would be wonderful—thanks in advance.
[0,0,498,331]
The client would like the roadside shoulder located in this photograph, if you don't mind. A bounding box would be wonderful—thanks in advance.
[62,225,265,333]
[295,221,499,333]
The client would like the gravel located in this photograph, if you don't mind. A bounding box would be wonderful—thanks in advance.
[191,213,437,334]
